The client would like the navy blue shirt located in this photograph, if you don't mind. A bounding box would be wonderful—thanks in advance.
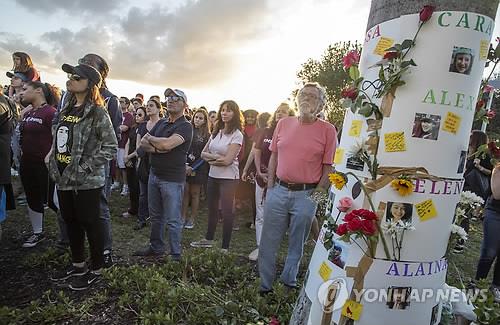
[149,116,193,182]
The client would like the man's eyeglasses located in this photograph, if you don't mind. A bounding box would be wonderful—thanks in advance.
[67,74,83,81]
[166,96,184,103]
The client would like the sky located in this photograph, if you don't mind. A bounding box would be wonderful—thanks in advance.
[0,0,499,112]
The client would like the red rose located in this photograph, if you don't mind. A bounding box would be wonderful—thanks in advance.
[476,100,485,112]
[487,110,496,119]
[269,316,280,325]
[347,218,363,232]
[419,5,435,23]
[360,219,377,236]
[341,87,358,100]
[356,209,378,221]
[383,51,399,60]
[336,223,348,236]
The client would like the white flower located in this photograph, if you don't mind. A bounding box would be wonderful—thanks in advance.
[348,138,368,157]
[455,207,466,218]
[460,191,484,207]
[451,224,468,241]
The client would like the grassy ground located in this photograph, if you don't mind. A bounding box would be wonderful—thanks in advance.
[0,180,487,324]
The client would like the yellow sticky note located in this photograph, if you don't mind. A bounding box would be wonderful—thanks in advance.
[341,300,363,320]
[319,261,332,282]
[349,120,362,137]
[479,40,489,60]
[373,37,395,56]
[415,199,438,221]
[442,112,461,134]
[384,132,406,152]
[334,148,344,165]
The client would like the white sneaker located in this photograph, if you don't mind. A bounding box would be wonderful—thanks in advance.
[248,248,259,261]
[120,185,129,196]
[111,182,120,191]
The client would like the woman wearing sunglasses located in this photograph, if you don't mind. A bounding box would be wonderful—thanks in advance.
[48,63,117,291]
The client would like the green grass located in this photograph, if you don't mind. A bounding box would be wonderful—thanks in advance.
[0,185,488,324]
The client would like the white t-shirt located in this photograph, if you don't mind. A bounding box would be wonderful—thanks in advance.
[207,129,243,179]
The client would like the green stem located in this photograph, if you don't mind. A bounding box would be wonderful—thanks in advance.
[345,172,391,259]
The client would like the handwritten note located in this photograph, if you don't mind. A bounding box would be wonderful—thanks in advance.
[374,37,395,56]
[480,40,490,60]
[384,132,406,152]
[442,112,461,134]
[334,148,344,165]
[415,199,438,221]
[349,120,363,137]
[341,300,363,320]
[319,261,333,282]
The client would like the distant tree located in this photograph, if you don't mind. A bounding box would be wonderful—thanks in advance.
[296,41,361,128]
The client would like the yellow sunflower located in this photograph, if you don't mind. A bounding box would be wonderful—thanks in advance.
[391,178,414,196]
[329,172,347,190]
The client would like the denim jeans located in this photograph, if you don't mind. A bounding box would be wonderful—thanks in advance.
[205,177,238,249]
[476,208,500,286]
[258,184,317,291]
[99,161,113,251]
[138,179,149,224]
[148,172,184,256]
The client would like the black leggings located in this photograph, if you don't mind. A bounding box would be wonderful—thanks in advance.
[58,188,104,270]
[206,177,238,249]
[20,159,48,213]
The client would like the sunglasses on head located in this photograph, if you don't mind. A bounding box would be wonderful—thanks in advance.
[166,95,184,103]
[67,74,84,81]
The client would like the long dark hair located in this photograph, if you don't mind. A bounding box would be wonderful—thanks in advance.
[25,81,61,107]
[469,130,488,152]
[65,84,105,110]
[12,52,34,72]
[192,108,210,139]
[212,100,243,138]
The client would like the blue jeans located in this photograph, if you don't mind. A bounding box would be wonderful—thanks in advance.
[148,172,184,256]
[99,161,113,251]
[258,184,317,291]
[476,208,500,286]
[138,179,149,224]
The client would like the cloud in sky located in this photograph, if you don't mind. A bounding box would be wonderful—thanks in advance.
[15,0,124,15]
[4,0,273,88]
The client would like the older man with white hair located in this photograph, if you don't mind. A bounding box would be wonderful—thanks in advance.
[258,82,337,293]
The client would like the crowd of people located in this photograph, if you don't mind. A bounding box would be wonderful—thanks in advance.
[0,51,498,302]
[0,51,337,293]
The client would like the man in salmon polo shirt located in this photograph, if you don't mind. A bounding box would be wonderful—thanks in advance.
[258,82,337,294]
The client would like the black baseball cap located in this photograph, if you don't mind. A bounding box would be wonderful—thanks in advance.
[61,63,102,87]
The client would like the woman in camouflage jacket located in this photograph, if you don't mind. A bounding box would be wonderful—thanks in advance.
[48,63,117,291]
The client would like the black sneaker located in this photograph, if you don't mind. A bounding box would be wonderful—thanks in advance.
[69,271,102,291]
[22,233,45,248]
[133,246,164,257]
[103,251,113,268]
[50,264,88,281]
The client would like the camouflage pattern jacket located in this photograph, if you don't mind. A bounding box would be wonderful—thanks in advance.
[48,101,117,191]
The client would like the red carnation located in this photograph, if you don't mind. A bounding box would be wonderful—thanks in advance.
[360,219,377,236]
[341,87,358,100]
[487,110,496,119]
[336,223,348,236]
[347,218,363,232]
[343,211,356,222]
[356,209,378,221]
[343,50,360,70]
[383,51,399,60]
[488,141,500,158]
[419,5,435,23]
[269,316,280,325]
